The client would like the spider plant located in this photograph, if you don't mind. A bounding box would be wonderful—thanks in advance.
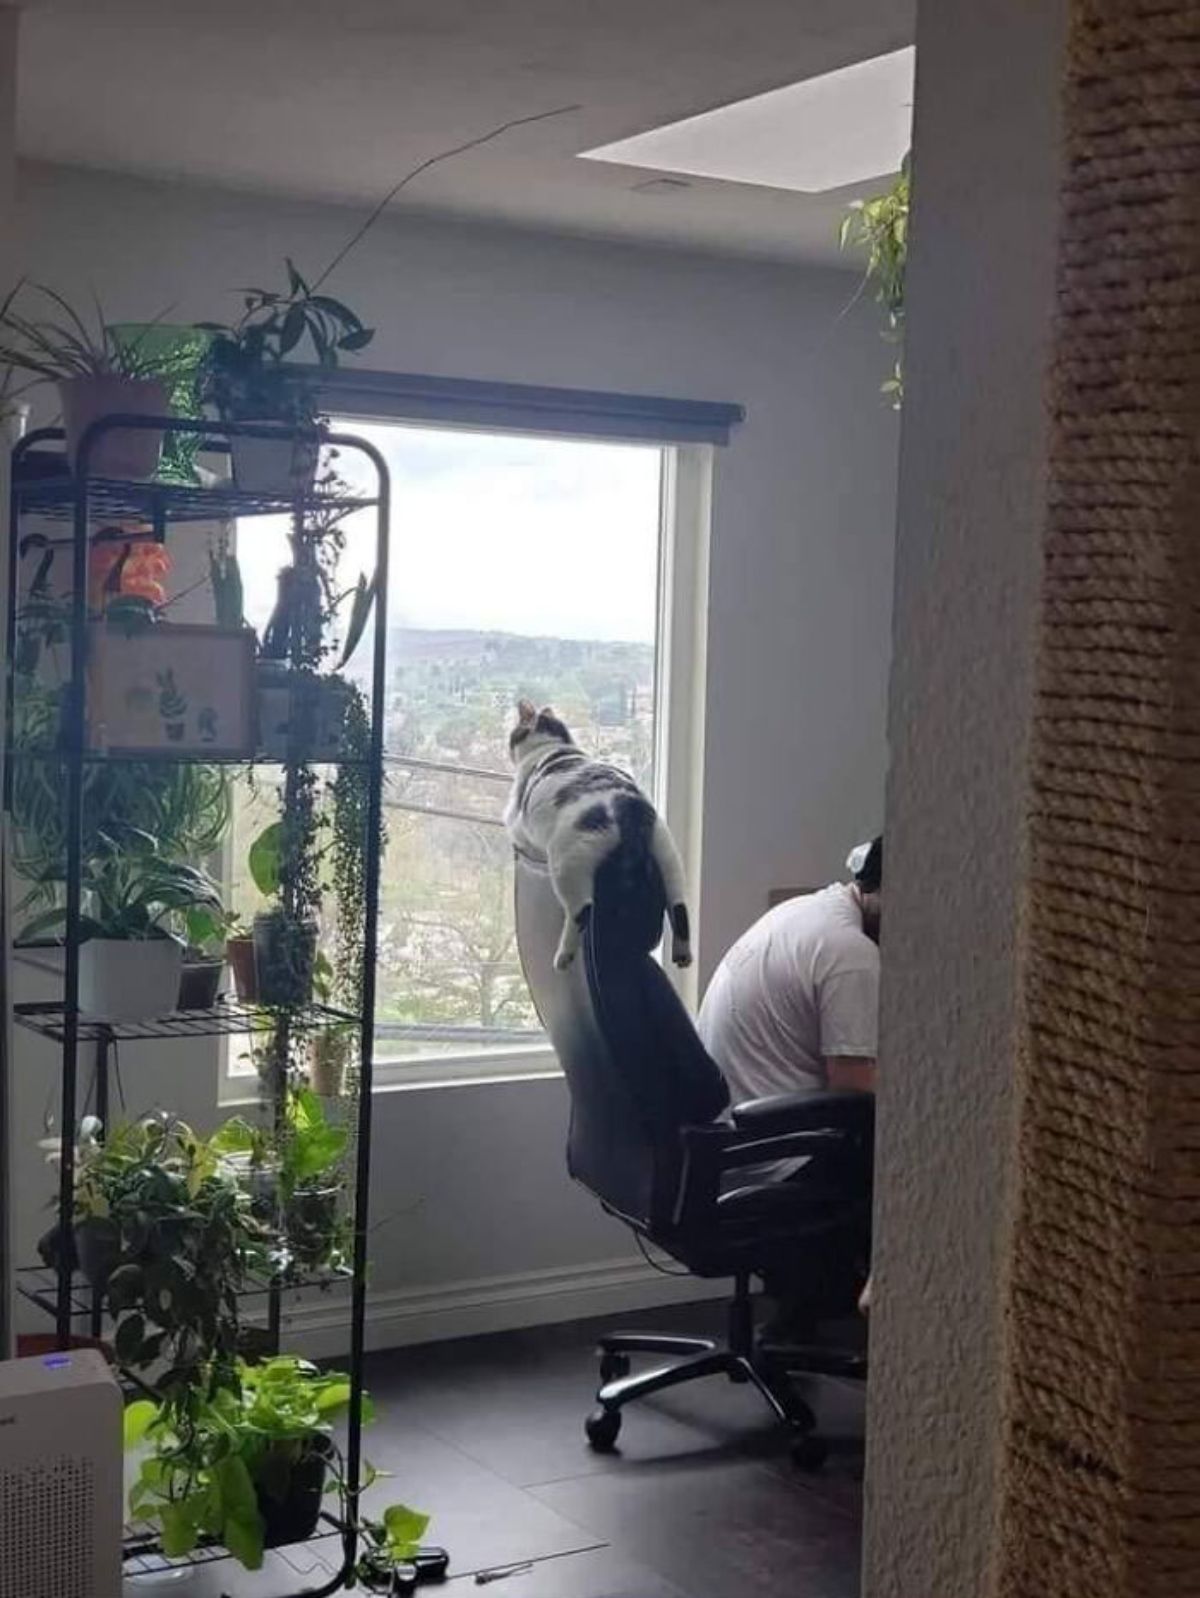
[0,281,172,384]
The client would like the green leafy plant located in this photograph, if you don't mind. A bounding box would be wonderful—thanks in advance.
[0,281,173,384]
[124,1355,425,1573]
[279,1088,349,1275]
[21,840,223,943]
[840,155,910,406]
[209,540,245,631]
[198,259,373,426]
[64,1115,276,1396]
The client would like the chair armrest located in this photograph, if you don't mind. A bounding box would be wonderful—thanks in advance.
[671,1121,854,1232]
[731,1089,874,1136]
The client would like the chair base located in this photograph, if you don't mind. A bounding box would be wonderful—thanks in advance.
[586,1273,863,1467]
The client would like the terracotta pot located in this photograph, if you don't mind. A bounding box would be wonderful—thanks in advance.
[227,934,258,1002]
[59,375,167,479]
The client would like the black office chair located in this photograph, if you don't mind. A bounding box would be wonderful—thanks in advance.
[513,848,871,1466]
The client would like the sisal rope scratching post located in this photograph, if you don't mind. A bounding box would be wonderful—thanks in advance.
[995,1,1200,1593]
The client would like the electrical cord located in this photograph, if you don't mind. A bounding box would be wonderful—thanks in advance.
[632,1228,691,1278]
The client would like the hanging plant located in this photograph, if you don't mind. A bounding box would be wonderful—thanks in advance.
[840,154,910,407]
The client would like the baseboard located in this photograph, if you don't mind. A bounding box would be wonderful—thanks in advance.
[271,1255,724,1360]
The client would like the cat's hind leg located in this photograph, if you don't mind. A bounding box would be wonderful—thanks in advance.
[651,817,693,967]
[547,835,600,970]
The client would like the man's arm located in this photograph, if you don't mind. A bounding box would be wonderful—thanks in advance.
[825,1055,876,1093]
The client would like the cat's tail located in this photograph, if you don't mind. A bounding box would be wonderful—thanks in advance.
[649,815,693,969]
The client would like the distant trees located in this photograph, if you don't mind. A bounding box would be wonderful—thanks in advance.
[234,627,655,1058]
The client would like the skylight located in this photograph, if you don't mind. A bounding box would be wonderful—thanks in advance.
[581,46,914,196]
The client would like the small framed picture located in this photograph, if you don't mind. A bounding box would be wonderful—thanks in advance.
[87,622,255,757]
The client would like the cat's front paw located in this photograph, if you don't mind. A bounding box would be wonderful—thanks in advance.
[672,946,693,968]
[554,946,577,971]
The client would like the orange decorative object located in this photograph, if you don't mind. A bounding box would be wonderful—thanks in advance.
[88,531,171,611]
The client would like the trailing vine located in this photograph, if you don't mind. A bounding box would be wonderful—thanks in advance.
[840,154,910,407]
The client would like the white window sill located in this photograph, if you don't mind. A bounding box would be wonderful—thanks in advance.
[221,1046,560,1106]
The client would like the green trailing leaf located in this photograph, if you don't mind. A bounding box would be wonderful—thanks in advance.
[840,154,910,406]
[209,547,245,631]
[159,1500,200,1559]
[337,573,377,668]
[383,1503,431,1559]
[214,1455,264,1569]
[248,821,284,898]
[123,1399,158,1448]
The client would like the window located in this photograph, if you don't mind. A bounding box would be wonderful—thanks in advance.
[224,418,710,1090]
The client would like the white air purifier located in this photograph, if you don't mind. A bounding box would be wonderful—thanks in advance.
[0,1348,123,1598]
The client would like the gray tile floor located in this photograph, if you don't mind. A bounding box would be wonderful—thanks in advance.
[125,1302,865,1598]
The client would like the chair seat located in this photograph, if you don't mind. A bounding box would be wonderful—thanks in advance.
[717,1176,858,1223]
[644,1174,866,1279]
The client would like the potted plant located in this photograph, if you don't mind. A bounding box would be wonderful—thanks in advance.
[46,1115,275,1387]
[198,260,373,494]
[253,486,376,760]
[178,904,236,1010]
[0,282,173,477]
[308,1025,351,1097]
[247,820,318,1006]
[22,844,224,1021]
[279,1088,348,1276]
[124,1357,428,1572]
[225,917,259,1002]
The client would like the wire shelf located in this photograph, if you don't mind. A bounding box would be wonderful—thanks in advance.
[123,1513,344,1573]
[16,1264,352,1322]
[13,996,361,1044]
[14,466,377,526]
[9,745,374,769]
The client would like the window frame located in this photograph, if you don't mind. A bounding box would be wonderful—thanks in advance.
[220,418,713,1100]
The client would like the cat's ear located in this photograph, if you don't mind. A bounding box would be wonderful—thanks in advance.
[516,698,537,723]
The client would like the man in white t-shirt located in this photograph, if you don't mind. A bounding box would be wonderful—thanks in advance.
[698,839,881,1331]
[698,837,882,1108]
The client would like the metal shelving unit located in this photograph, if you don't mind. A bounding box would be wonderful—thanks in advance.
[5,413,391,1595]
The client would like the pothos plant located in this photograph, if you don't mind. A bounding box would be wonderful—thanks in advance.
[124,1355,430,1577]
[840,154,910,407]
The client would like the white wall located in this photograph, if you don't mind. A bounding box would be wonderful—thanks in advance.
[861,0,1067,1592]
[10,163,898,1342]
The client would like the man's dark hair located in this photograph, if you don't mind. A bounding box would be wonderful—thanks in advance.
[853,835,883,894]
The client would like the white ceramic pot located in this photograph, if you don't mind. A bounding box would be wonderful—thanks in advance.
[229,431,319,496]
[78,936,184,1021]
[59,376,168,479]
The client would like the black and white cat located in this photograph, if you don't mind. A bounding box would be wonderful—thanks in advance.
[504,699,692,972]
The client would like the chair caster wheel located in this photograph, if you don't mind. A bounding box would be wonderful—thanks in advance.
[599,1352,630,1383]
[586,1406,622,1452]
[790,1432,829,1470]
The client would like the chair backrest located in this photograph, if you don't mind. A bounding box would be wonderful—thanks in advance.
[514,848,729,1233]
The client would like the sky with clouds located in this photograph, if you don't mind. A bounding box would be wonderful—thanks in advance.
[239,421,662,647]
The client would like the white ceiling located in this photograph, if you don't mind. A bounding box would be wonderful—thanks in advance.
[16,0,914,264]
